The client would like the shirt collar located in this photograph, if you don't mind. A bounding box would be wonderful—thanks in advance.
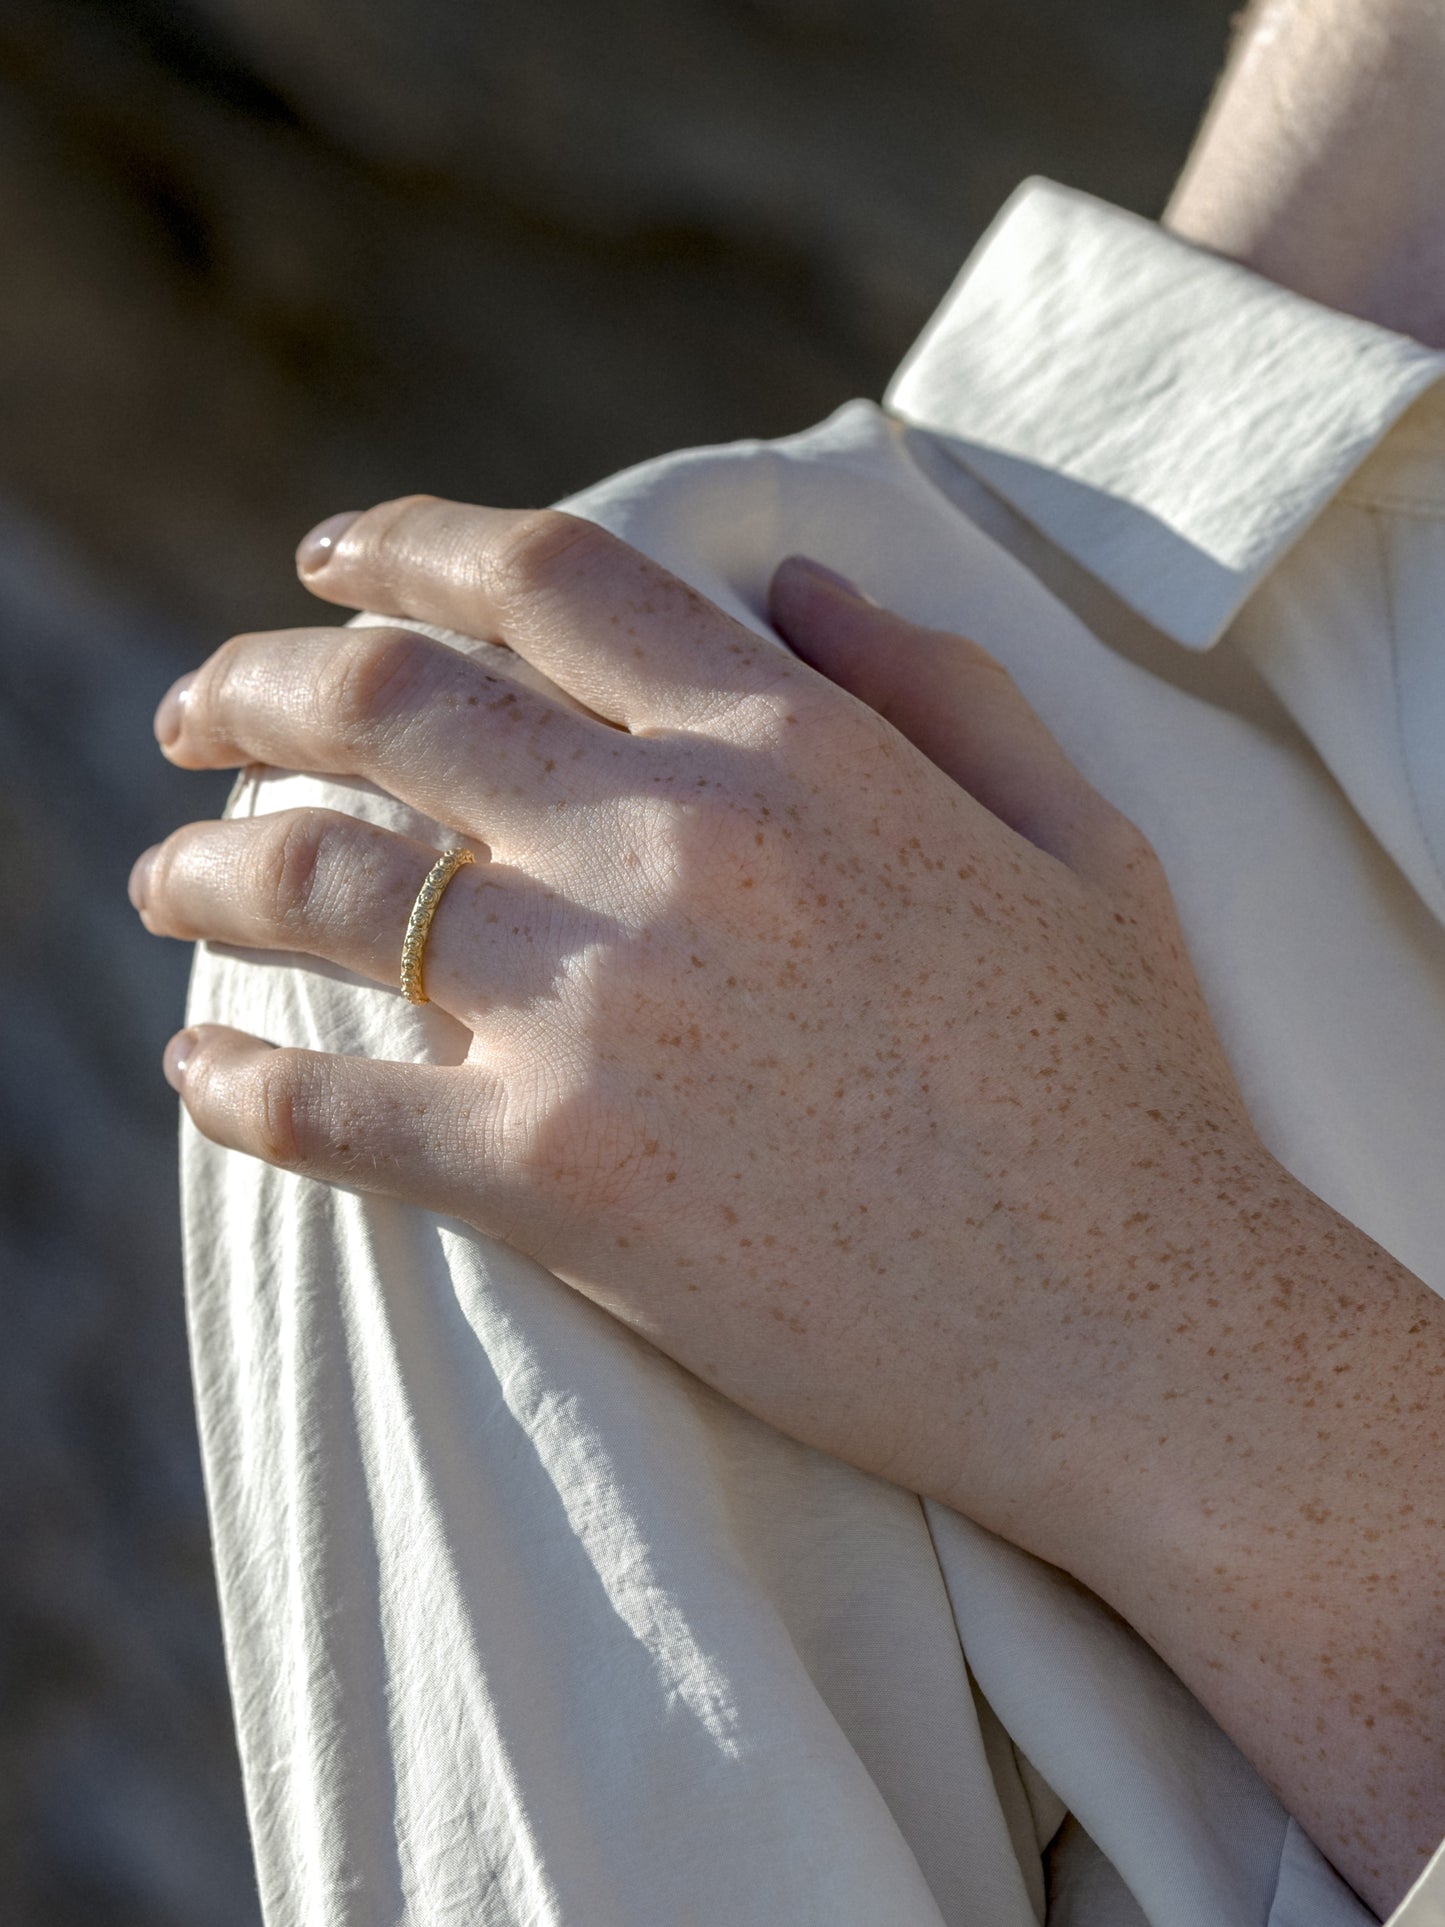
[885,179,1445,649]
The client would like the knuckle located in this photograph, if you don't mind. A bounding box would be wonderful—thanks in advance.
[722,671,818,747]
[348,493,441,562]
[369,492,443,537]
[144,830,196,935]
[191,632,254,741]
[325,627,435,740]
[374,492,443,523]
[359,494,444,586]
[256,810,331,933]
[248,1050,314,1169]
[149,824,187,895]
[502,1077,646,1220]
[488,509,606,605]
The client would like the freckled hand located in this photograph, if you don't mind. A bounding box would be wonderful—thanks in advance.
[131,497,1445,1913]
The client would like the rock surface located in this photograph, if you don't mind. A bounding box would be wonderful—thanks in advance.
[0,1,1233,1916]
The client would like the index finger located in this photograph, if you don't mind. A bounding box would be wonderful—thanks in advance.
[296,497,800,732]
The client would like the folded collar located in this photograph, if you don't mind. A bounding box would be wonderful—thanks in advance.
[886,180,1445,649]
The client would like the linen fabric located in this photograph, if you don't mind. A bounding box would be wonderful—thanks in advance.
[182,179,1445,1925]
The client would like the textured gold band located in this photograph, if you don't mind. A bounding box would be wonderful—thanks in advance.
[400,848,475,1004]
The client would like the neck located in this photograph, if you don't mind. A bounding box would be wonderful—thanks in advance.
[1166,0,1445,348]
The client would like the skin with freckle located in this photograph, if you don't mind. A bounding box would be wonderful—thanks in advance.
[132,500,1255,1519]
[133,496,1445,1915]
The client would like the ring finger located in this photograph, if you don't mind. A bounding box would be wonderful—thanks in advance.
[130,808,537,1015]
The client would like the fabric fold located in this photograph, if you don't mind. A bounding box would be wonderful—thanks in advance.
[887,178,1445,648]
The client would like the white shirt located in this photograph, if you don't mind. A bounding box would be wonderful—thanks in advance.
[183,179,1445,1925]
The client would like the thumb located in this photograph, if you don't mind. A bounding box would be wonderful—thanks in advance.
[769,555,1133,887]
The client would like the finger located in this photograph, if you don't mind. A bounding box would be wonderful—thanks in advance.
[130,809,536,1015]
[769,556,1149,892]
[154,623,639,856]
[166,1024,487,1215]
[295,496,800,731]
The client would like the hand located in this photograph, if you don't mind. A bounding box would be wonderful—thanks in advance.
[130,495,1254,1547]
[132,498,1445,1910]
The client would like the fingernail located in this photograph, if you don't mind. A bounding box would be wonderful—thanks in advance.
[128,844,160,910]
[782,555,875,603]
[163,1028,198,1092]
[154,671,195,747]
[297,510,361,575]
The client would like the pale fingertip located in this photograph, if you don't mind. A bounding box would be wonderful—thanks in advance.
[128,844,160,911]
[163,1027,199,1091]
[297,510,362,577]
[154,672,196,748]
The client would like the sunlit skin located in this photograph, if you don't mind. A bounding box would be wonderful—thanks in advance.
[127,10,1445,1907]
[130,497,1445,1914]
[1168,0,1445,349]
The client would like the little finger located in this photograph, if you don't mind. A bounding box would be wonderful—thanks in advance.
[167,1024,490,1216]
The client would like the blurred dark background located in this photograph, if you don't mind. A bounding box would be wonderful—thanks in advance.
[0,2,1236,1919]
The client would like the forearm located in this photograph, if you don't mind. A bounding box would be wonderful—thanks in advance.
[1145,13,1445,1901]
[1038,1145,1445,1919]
[1165,0,1445,348]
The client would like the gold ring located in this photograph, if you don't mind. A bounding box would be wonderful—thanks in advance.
[400,848,475,1004]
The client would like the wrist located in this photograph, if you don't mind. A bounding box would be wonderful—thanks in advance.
[1013,1147,1445,1913]
[1016,1142,1430,1591]
[934,1124,1283,1556]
